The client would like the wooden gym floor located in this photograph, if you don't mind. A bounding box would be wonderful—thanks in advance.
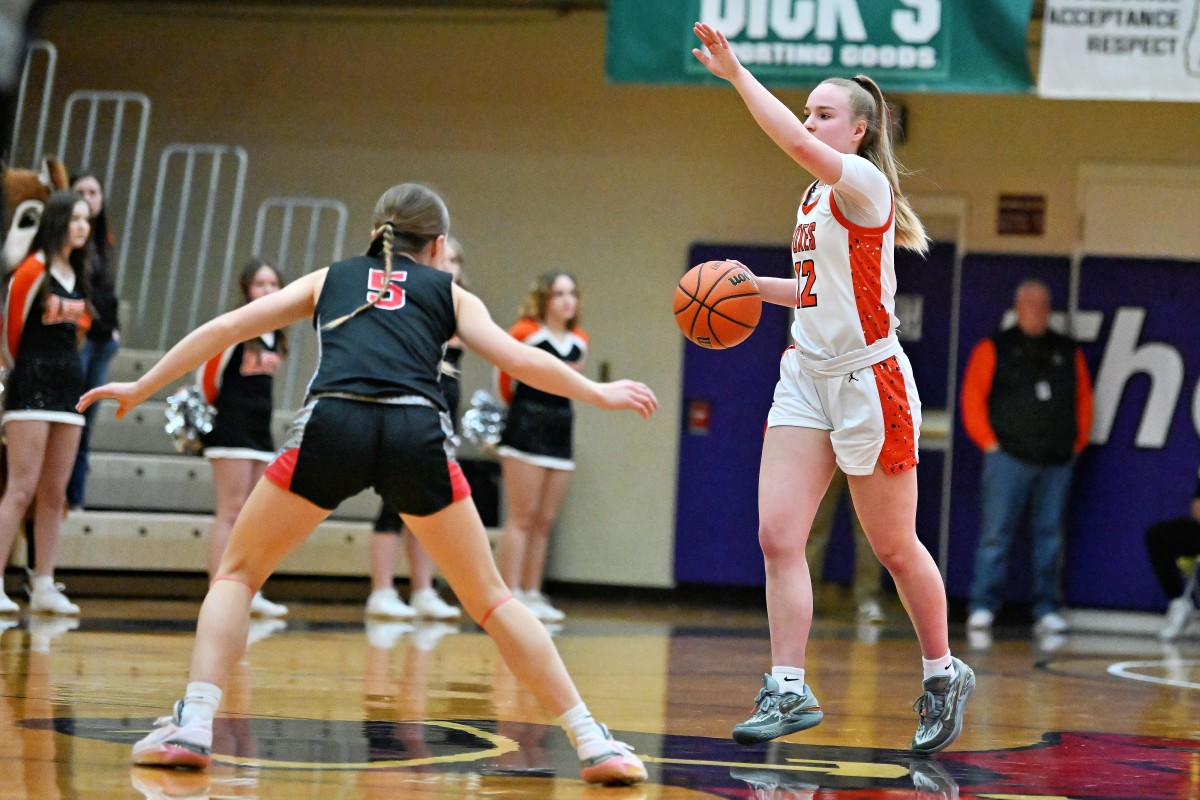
[0,592,1197,800]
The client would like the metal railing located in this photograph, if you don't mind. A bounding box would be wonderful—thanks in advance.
[251,196,349,408]
[134,143,248,351]
[8,40,56,167]
[55,90,151,290]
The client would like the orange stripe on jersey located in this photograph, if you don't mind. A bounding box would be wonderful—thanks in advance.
[199,351,227,404]
[830,191,895,347]
[847,231,890,346]
[498,317,542,404]
[871,356,918,474]
[5,256,45,360]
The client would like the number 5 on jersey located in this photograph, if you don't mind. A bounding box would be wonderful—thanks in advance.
[367,269,408,310]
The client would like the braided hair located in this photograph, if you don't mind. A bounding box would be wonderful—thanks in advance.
[321,183,449,330]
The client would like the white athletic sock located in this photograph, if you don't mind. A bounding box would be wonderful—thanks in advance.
[922,652,955,682]
[179,681,222,725]
[558,702,609,759]
[771,666,806,694]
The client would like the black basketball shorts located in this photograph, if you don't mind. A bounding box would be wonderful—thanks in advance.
[265,395,471,515]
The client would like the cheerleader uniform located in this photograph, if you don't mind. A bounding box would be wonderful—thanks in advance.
[197,334,283,461]
[496,319,588,471]
[2,253,91,426]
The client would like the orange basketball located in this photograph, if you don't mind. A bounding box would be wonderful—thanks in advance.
[673,260,762,349]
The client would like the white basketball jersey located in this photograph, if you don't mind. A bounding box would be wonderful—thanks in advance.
[789,154,897,362]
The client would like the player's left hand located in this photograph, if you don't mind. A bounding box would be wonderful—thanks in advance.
[77,381,149,419]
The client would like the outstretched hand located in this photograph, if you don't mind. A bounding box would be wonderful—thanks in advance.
[597,379,659,419]
[692,22,744,81]
[76,381,149,419]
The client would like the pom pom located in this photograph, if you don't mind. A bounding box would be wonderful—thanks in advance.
[461,390,505,451]
[164,386,216,455]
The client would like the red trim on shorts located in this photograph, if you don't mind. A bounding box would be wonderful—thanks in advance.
[871,356,918,474]
[265,447,300,492]
[448,459,472,503]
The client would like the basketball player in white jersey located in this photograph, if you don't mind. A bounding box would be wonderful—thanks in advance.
[693,22,974,755]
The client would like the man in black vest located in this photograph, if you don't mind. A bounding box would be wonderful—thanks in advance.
[959,279,1093,639]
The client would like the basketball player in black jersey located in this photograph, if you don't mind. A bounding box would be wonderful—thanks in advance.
[79,182,657,785]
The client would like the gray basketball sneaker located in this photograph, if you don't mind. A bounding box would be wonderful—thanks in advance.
[732,674,823,745]
[911,657,975,755]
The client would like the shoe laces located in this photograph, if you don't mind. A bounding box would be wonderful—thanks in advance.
[597,723,638,757]
[752,687,782,714]
[151,700,186,729]
[913,687,947,720]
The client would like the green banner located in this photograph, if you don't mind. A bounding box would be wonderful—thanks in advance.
[606,0,1034,94]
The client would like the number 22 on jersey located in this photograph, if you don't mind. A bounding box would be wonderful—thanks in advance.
[367,268,408,310]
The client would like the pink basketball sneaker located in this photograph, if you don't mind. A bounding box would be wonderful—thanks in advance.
[131,701,213,769]
[579,725,648,785]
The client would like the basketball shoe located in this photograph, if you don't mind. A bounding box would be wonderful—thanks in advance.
[732,675,823,745]
[131,700,213,769]
[578,724,647,785]
[911,657,975,755]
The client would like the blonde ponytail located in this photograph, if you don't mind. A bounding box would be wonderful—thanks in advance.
[825,75,929,255]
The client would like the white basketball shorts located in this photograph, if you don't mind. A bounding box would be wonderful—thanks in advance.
[766,346,922,476]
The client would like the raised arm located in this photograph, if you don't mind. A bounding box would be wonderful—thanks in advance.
[692,22,844,185]
[77,269,327,417]
[452,285,657,418]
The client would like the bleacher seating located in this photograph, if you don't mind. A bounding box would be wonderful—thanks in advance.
[16,348,499,578]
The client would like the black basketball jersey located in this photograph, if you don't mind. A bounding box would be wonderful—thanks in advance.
[306,254,456,407]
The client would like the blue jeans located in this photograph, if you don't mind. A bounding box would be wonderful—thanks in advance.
[969,449,1074,620]
[66,336,120,507]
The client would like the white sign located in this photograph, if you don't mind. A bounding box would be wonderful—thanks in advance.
[1038,0,1200,101]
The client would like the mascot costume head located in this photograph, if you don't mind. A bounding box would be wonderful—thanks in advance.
[1,156,70,272]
